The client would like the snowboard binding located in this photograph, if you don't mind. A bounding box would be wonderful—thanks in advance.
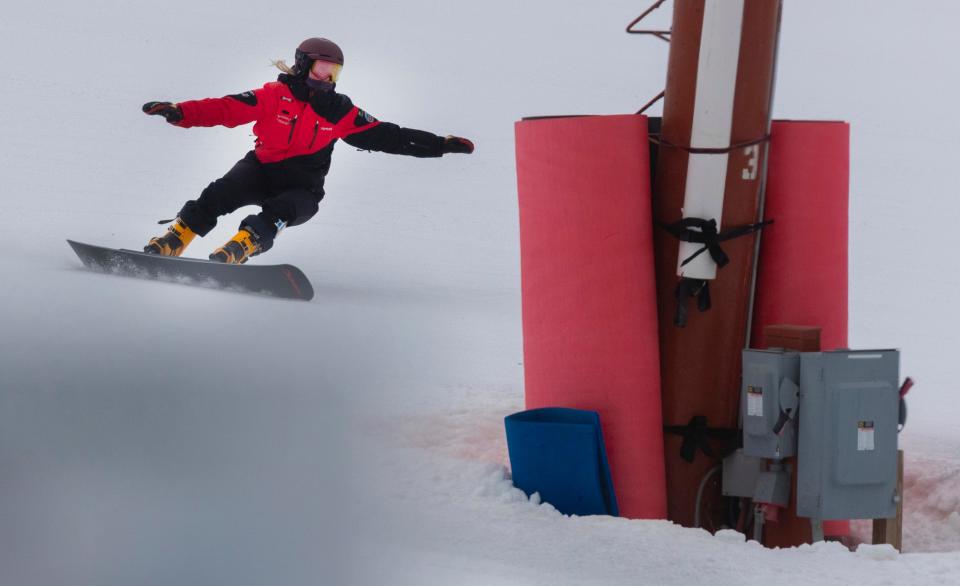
[144,217,196,257]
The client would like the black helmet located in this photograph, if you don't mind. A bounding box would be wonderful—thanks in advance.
[294,37,344,77]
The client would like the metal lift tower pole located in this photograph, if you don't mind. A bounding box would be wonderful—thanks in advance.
[652,0,783,528]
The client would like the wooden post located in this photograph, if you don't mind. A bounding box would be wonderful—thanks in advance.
[763,324,821,352]
[872,450,904,551]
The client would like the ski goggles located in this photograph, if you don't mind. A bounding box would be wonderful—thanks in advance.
[310,60,342,82]
[295,51,343,82]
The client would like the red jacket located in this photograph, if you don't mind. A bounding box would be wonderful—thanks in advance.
[175,81,380,164]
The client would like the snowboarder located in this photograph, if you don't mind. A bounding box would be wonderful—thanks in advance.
[142,37,475,264]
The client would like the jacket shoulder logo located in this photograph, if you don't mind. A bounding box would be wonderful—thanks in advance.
[354,109,378,127]
[227,91,257,106]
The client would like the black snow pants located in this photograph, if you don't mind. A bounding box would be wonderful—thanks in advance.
[178,150,326,251]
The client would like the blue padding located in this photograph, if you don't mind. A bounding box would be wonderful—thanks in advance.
[504,407,618,516]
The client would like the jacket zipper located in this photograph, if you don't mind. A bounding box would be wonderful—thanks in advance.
[288,116,298,143]
[309,121,320,149]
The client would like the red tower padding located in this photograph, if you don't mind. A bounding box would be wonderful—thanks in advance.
[515,114,667,519]
[753,120,850,543]
[752,120,849,351]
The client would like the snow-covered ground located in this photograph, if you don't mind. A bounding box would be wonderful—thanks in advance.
[2,1,959,584]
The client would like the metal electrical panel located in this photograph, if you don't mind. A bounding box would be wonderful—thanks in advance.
[741,349,800,460]
[722,449,764,498]
[796,350,900,520]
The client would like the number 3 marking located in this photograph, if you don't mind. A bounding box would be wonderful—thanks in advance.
[742,144,759,181]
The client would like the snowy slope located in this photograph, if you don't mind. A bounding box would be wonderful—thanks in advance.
[1,1,959,584]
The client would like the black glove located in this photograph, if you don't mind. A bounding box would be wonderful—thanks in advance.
[142,101,183,124]
[442,135,474,154]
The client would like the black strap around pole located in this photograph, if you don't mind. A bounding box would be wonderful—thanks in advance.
[664,415,740,463]
[657,217,773,268]
[673,277,709,327]
[657,217,773,327]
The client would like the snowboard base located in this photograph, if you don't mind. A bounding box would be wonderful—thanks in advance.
[67,240,314,301]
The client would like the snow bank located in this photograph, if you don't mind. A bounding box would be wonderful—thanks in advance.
[363,404,960,584]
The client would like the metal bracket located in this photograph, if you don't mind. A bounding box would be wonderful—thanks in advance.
[636,90,665,115]
[626,0,672,42]
[627,1,671,114]
[811,518,825,542]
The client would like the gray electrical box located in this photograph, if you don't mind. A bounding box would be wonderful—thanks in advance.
[741,349,800,460]
[796,350,900,520]
[722,449,764,498]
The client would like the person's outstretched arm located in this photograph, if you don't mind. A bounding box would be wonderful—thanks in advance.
[142,88,266,129]
[343,118,474,158]
[322,93,473,158]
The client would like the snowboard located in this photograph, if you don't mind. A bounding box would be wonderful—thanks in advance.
[67,240,314,301]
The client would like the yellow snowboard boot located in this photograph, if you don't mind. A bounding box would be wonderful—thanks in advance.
[209,228,261,264]
[144,218,196,256]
